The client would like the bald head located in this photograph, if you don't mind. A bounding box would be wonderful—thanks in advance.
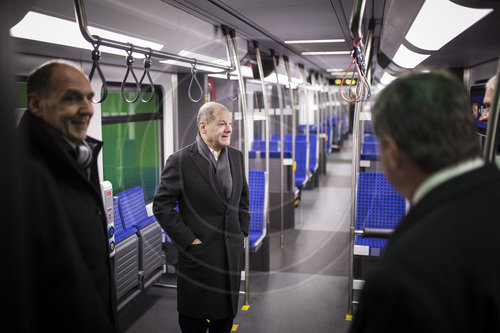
[197,102,232,153]
[26,60,94,143]
[197,102,230,125]
[27,60,86,99]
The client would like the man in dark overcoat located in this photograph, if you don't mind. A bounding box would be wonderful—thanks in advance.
[153,101,250,333]
[17,60,118,332]
[350,71,500,332]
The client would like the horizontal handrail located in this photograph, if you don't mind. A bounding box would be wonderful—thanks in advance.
[73,0,233,72]
[354,228,394,239]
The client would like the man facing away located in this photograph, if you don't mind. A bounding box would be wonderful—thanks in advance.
[153,101,250,333]
[350,71,500,332]
[18,60,118,332]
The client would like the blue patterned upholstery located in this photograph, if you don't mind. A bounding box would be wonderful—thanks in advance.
[116,187,157,230]
[248,170,266,249]
[355,172,405,254]
[361,142,379,161]
[113,197,137,244]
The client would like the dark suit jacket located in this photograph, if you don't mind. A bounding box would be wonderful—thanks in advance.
[18,111,118,332]
[153,141,250,320]
[350,163,500,333]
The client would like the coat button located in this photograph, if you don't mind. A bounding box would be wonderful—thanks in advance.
[97,209,103,215]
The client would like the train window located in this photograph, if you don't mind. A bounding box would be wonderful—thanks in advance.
[101,83,163,202]
[470,84,487,131]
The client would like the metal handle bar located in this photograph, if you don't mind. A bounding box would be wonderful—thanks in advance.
[88,38,108,103]
[73,0,233,72]
[188,61,203,103]
[354,228,394,239]
[139,50,155,103]
[121,46,140,103]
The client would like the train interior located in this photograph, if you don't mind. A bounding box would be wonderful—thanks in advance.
[3,0,500,332]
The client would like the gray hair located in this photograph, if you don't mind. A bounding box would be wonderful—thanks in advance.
[486,75,498,91]
[197,102,229,124]
[372,70,480,173]
[27,59,85,98]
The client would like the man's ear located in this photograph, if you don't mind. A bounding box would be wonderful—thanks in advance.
[198,122,207,134]
[27,93,44,117]
[380,136,403,170]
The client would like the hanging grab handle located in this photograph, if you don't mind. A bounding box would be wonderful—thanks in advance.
[121,44,140,103]
[88,37,108,104]
[226,72,238,101]
[188,60,203,103]
[139,48,155,103]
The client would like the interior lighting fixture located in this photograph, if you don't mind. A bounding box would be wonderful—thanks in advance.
[302,51,350,56]
[160,50,232,73]
[392,44,430,69]
[405,0,492,51]
[285,39,345,44]
[10,11,163,57]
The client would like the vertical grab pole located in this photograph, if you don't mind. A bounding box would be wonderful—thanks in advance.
[225,26,250,306]
[298,65,310,187]
[271,50,285,249]
[311,73,320,165]
[347,101,362,320]
[283,56,296,191]
[254,41,270,251]
[347,0,368,320]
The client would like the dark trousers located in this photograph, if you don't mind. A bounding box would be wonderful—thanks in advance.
[179,313,234,333]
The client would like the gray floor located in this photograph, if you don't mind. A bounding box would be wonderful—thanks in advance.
[120,145,354,333]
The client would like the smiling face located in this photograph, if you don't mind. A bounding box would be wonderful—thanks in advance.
[28,64,95,143]
[199,106,232,153]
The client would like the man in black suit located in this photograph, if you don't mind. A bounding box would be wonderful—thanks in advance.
[350,71,500,332]
[18,60,118,332]
[153,102,250,333]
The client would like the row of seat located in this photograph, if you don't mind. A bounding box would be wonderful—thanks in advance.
[250,134,318,189]
[354,172,405,256]
[112,186,164,310]
[248,170,267,250]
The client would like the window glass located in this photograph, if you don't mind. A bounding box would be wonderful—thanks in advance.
[101,87,162,202]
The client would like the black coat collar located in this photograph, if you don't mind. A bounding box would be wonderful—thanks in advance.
[18,111,103,190]
[387,163,500,250]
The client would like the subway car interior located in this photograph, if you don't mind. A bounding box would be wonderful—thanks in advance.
[2,0,500,332]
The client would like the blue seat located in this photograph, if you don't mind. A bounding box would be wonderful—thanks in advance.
[113,197,137,244]
[365,121,374,134]
[309,134,318,173]
[264,151,292,158]
[294,140,307,188]
[354,172,405,255]
[363,135,378,143]
[116,187,157,230]
[251,140,279,152]
[116,187,163,289]
[112,197,140,304]
[361,142,379,161]
[248,170,266,250]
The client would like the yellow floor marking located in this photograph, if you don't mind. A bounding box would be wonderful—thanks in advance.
[345,314,353,321]
[241,305,250,311]
[231,324,239,331]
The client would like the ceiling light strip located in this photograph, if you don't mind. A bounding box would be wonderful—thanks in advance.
[405,0,492,51]
[302,51,351,55]
[285,39,345,44]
